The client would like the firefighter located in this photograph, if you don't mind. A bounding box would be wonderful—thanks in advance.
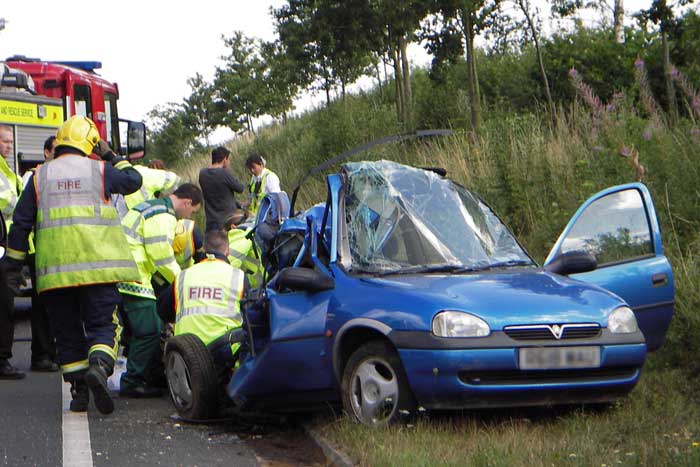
[21,135,59,372]
[224,209,263,288]
[0,123,24,380]
[157,230,245,371]
[245,153,281,218]
[2,115,142,413]
[124,164,181,211]
[151,219,205,297]
[117,183,202,398]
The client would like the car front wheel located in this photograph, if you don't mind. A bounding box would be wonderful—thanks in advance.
[165,334,219,420]
[341,340,415,426]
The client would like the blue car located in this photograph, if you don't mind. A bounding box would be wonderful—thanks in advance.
[166,154,674,426]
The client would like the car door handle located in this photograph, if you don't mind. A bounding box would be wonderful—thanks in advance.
[651,273,668,287]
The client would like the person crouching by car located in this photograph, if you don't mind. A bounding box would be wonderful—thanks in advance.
[117,183,202,398]
[157,230,245,374]
[224,209,263,289]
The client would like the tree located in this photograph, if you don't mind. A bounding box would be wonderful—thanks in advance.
[260,40,303,123]
[274,0,382,106]
[635,0,695,122]
[424,0,503,132]
[373,0,431,125]
[182,73,215,146]
[146,103,200,165]
[213,32,270,134]
[513,0,555,121]
[613,0,625,43]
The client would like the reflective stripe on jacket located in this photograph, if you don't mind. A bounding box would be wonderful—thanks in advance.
[118,198,180,299]
[227,228,263,287]
[0,156,20,229]
[174,257,244,350]
[248,167,272,217]
[34,155,139,292]
[124,165,181,210]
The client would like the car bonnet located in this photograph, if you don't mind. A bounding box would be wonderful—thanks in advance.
[359,268,627,330]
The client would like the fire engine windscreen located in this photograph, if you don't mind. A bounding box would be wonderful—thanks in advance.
[343,160,533,274]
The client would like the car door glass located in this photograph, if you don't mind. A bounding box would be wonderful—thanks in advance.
[560,189,653,266]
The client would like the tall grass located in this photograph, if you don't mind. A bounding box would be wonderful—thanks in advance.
[320,367,700,467]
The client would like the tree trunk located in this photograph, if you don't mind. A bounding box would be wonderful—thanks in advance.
[325,81,331,107]
[400,35,412,125]
[247,114,256,135]
[375,61,383,97]
[613,0,624,43]
[461,8,480,132]
[341,80,346,101]
[393,47,404,123]
[662,31,678,122]
[383,55,389,88]
[518,0,555,121]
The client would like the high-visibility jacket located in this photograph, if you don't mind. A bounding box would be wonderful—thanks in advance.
[248,167,273,217]
[22,167,37,255]
[174,219,197,269]
[124,165,181,210]
[174,256,244,354]
[33,155,139,292]
[227,228,263,287]
[0,155,20,230]
[118,197,180,299]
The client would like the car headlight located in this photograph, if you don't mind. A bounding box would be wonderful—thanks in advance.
[608,306,638,333]
[432,311,490,338]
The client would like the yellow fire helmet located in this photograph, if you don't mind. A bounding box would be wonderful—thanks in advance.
[55,115,100,156]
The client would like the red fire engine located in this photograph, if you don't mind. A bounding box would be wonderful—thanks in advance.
[2,55,145,173]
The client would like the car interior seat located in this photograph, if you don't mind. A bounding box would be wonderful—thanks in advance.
[253,192,290,276]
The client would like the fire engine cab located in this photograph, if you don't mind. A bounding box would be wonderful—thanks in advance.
[1,55,145,175]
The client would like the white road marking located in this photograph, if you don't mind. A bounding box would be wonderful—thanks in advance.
[62,381,94,467]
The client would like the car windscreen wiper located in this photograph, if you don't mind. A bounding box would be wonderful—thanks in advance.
[469,259,535,272]
[376,264,473,276]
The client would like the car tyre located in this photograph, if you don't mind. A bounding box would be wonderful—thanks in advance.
[341,340,416,426]
[165,334,218,420]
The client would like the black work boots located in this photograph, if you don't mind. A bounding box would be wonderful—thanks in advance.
[85,360,114,415]
[69,380,89,412]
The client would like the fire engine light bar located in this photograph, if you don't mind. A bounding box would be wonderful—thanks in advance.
[54,61,102,73]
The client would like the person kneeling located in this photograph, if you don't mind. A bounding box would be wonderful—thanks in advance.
[157,230,245,375]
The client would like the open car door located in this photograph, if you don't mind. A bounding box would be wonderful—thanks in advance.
[544,183,674,351]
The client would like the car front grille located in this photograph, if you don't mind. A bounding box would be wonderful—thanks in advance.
[458,367,638,386]
[503,324,601,341]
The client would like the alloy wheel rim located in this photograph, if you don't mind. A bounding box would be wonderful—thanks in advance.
[350,357,399,425]
[166,351,193,410]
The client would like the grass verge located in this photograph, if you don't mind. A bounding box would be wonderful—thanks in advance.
[318,362,700,467]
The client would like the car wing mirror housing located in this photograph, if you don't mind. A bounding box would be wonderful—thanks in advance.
[276,267,335,293]
[545,250,597,276]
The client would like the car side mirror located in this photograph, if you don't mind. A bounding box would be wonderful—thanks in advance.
[119,119,146,160]
[276,267,334,293]
[545,250,597,276]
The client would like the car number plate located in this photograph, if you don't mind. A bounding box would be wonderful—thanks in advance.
[519,346,600,370]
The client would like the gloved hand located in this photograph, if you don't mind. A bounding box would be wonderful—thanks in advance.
[0,257,26,296]
[93,139,116,162]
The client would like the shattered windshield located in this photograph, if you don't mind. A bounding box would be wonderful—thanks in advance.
[344,160,533,274]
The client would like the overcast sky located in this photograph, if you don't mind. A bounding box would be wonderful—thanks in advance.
[1,0,658,143]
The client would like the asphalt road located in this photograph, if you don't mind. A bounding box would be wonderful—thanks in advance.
[1,302,327,467]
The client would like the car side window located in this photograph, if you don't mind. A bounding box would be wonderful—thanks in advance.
[559,189,653,266]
